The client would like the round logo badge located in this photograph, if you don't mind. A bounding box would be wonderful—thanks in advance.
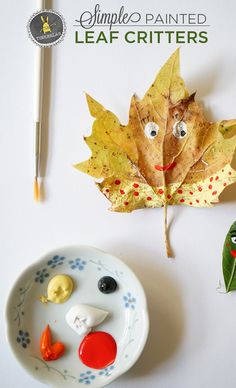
[27,10,66,47]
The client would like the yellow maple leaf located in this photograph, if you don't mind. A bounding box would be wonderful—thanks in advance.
[75,49,236,257]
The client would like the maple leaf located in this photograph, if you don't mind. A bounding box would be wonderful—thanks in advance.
[75,49,236,257]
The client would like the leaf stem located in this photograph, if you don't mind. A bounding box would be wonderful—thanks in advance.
[164,202,171,258]
[226,259,236,292]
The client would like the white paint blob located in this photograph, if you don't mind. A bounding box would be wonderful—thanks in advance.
[65,304,109,336]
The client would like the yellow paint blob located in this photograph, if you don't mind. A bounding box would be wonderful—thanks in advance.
[42,275,74,304]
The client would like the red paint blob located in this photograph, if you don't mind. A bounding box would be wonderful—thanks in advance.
[212,191,217,196]
[210,177,213,182]
[196,199,199,203]
[120,189,125,195]
[180,198,185,203]
[198,187,202,192]
[115,180,121,185]
[229,171,232,175]
[124,201,129,206]
[177,189,183,194]
[79,332,117,369]
[133,183,139,188]
[147,196,152,201]
[189,202,193,205]
[105,189,109,193]
[215,176,219,181]
[133,191,139,196]
[223,183,227,187]
[167,194,172,199]
[231,250,236,259]
[208,185,212,190]
[158,189,164,195]
[189,191,193,195]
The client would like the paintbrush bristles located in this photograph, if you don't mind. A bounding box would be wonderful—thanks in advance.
[34,177,40,202]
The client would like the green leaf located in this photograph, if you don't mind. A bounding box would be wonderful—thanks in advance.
[223,221,236,292]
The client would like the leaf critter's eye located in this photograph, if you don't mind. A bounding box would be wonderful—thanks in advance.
[144,122,159,139]
[173,121,188,139]
[98,276,117,294]
[231,236,236,244]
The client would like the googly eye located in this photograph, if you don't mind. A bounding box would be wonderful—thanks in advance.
[144,122,159,139]
[173,121,187,139]
[231,236,236,244]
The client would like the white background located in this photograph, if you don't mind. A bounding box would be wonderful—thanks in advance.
[1,0,236,387]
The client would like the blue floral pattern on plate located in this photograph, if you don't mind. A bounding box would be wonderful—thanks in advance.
[98,365,115,376]
[69,258,87,271]
[123,292,136,310]
[79,371,96,384]
[16,330,30,348]
[34,268,50,283]
[47,255,65,268]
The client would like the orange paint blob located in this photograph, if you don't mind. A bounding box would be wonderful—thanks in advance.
[40,325,65,361]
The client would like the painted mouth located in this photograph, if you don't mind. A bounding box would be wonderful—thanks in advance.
[231,250,236,258]
[155,162,177,172]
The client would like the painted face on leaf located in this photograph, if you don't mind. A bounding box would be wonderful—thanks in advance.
[128,91,206,187]
[225,221,236,258]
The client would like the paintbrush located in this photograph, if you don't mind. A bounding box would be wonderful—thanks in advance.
[34,0,46,201]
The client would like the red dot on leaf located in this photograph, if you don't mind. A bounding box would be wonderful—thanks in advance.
[215,176,219,181]
[105,189,110,193]
[223,182,227,187]
[178,189,183,194]
[158,189,164,195]
[167,194,172,199]
[189,202,193,205]
[115,180,121,185]
[189,191,193,195]
[180,198,185,203]
[229,171,232,175]
[196,199,199,203]
[133,183,139,188]
[133,191,139,197]
[210,177,213,182]
[212,191,217,195]
[120,189,125,195]
[208,185,212,190]
[198,187,202,192]
[124,201,129,206]
[226,243,230,247]
[204,200,207,203]
[147,196,152,201]
[222,169,224,172]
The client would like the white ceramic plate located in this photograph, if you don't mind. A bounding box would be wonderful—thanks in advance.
[6,246,149,387]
